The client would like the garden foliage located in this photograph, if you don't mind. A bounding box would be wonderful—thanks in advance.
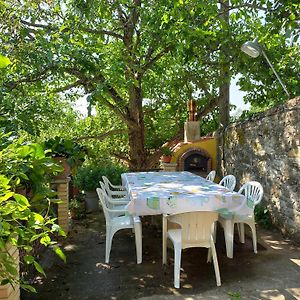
[0,132,66,291]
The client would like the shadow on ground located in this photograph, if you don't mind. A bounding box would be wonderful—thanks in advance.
[22,212,300,300]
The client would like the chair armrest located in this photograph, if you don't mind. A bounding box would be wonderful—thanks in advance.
[109,182,127,191]
[110,190,128,196]
[106,207,128,214]
[106,197,129,205]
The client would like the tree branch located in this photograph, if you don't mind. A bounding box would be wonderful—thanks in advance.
[197,96,220,119]
[113,153,131,164]
[81,27,123,40]
[52,80,84,93]
[145,127,184,168]
[216,2,269,17]
[74,129,126,141]
[20,20,52,29]
[4,66,54,90]
[142,46,172,72]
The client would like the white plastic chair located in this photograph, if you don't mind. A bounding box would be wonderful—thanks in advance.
[206,170,216,182]
[96,188,142,264]
[218,181,263,258]
[162,212,221,288]
[219,175,236,192]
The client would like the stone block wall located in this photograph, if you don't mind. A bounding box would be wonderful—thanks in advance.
[220,97,300,241]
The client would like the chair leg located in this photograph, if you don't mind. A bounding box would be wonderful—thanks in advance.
[162,215,167,265]
[210,238,221,286]
[223,220,234,259]
[174,244,181,289]
[249,222,257,254]
[207,248,212,263]
[105,226,113,264]
[134,222,143,264]
[212,221,217,243]
[237,223,245,244]
[208,221,217,262]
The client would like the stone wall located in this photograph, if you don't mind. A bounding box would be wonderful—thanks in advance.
[220,97,300,241]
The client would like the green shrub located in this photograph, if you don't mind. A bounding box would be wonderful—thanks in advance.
[0,132,66,292]
[73,163,127,192]
[255,205,272,229]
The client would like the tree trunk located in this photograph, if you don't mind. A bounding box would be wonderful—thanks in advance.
[217,0,230,178]
[127,82,147,170]
[219,79,230,128]
[219,0,230,129]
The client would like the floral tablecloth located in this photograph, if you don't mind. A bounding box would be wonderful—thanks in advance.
[121,171,251,217]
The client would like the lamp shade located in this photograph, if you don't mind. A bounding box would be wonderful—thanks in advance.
[241,40,261,58]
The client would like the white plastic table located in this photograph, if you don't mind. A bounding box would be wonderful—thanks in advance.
[121,171,250,217]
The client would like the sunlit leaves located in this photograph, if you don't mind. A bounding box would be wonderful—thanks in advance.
[0,55,11,68]
[53,245,66,263]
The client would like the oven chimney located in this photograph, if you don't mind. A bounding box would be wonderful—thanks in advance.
[184,100,200,142]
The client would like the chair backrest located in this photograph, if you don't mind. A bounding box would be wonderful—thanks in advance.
[102,176,113,188]
[206,170,216,182]
[168,212,218,248]
[99,180,113,199]
[98,182,119,209]
[238,181,263,208]
[96,188,113,223]
[219,175,236,192]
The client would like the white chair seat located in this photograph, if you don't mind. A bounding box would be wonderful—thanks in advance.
[111,215,133,227]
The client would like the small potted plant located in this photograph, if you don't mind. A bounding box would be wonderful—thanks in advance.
[44,137,87,179]
[73,165,104,212]
[161,147,173,163]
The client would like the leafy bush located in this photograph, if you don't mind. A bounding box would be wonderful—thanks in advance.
[0,132,66,291]
[74,163,127,192]
[44,136,87,168]
[255,204,273,230]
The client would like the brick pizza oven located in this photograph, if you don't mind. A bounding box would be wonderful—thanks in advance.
[161,100,216,176]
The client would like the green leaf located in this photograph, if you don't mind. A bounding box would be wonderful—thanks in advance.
[33,261,46,277]
[1,279,10,285]
[33,213,45,224]
[21,284,37,293]
[54,246,66,263]
[24,255,35,264]
[0,54,11,68]
[13,193,30,207]
[40,235,51,246]
[0,192,14,202]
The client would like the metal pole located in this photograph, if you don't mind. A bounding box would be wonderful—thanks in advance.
[261,49,290,98]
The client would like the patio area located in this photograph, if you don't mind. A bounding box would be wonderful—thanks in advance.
[22,211,300,300]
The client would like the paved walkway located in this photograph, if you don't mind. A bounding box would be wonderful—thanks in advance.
[22,212,300,300]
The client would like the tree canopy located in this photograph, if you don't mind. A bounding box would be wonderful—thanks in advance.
[0,0,299,169]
